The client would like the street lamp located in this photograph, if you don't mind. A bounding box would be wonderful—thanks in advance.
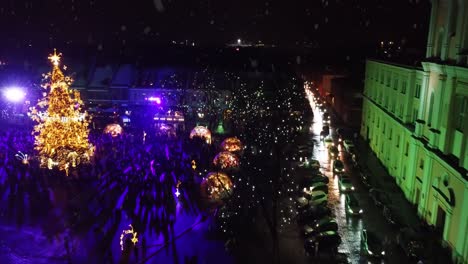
[3,87,26,103]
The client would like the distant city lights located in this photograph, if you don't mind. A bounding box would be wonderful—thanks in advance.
[3,87,26,102]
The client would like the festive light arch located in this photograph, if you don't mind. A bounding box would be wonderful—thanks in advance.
[201,172,233,201]
[189,126,211,144]
[221,137,243,152]
[213,151,240,169]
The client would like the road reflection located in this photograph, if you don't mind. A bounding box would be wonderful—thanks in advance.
[305,87,365,263]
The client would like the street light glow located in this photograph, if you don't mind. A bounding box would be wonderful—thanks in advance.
[3,87,26,102]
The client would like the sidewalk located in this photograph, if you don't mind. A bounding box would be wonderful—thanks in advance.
[354,136,453,263]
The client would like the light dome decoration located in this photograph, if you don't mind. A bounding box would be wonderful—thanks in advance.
[201,172,233,201]
[213,151,240,169]
[221,137,243,152]
[189,126,211,144]
[104,123,123,137]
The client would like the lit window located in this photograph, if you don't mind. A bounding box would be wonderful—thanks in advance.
[415,83,421,98]
[455,96,467,132]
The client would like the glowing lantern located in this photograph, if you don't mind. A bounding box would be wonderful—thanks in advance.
[221,137,243,152]
[213,151,240,169]
[189,126,211,144]
[104,123,123,137]
[201,172,233,201]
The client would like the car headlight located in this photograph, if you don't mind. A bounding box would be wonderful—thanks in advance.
[341,187,346,191]
[381,251,385,256]
[367,250,373,255]
[359,209,363,213]
[348,209,353,213]
[351,186,355,190]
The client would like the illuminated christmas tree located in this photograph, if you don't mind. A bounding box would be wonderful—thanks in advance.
[31,50,94,174]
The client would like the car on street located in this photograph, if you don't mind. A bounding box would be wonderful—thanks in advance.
[338,175,354,192]
[302,173,329,185]
[369,188,392,208]
[333,160,345,175]
[328,145,339,159]
[397,227,427,261]
[305,230,342,249]
[323,136,333,147]
[383,205,404,228]
[322,125,330,134]
[298,205,331,224]
[360,229,386,258]
[309,192,328,207]
[303,181,328,194]
[345,194,363,215]
[296,197,309,210]
[343,139,354,152]
[303,217,338,237]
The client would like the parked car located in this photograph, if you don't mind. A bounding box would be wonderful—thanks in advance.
[303,218,338,237]
[360,229,386,258]
[345,194,362,215]
[338,175,354,192]
[303,181,328,194]
[333,160,345,175]
[383,205,404,228]
[309,193,328,207]
[397,227,427,261]
[306,230,342,248]
[298,205,331,224]
[324,136,334,147]
[302,174,329,185]
[343,139,354,152]
[328,145,339,159]
[369,188,391,208]
[322,125,330,135]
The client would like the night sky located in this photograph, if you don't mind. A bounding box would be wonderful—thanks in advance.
[1,0,430,53]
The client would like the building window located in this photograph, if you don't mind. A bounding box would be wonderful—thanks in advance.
[380,71,384,84]
[384,95,388,108]
[401,81,407,94]
[419,159,424,169]
[405,142,409,156]
[391,100,395,113]
[415,83,421,98]
[386,73,391,87]
[383,122,386,134]
[413,108,418,123]
[455,96,467,132]
[428,92,434,126]
[399,104,404,118]
[377,117,380,128]
[393,78,398,90]
[396,135,400,148]
[389,128,392,140]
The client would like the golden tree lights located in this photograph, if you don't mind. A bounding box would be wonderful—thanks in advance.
[189,126,212,144]
[213,151,240,169]
[221,137,243,152]
[201,172,233,201]
[30,50,94,174]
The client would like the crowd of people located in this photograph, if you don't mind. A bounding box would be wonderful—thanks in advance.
[0,123,222,263]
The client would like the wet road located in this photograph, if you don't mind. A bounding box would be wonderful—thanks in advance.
[303,86,408,264]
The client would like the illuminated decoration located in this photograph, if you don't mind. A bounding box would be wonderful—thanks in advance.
[191,160,197,170]
[143,131,147,143]
[201,172,233,201]
[30,50,94,174]
[15,151,29,164]
[213,151,240,169]
[175,180,181,197]
[104,123,123,137]
[146,96,161,104]
[119,224,138,251]
[3,87,26,103]
[189,126,212,144]
[221,137,243,152]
